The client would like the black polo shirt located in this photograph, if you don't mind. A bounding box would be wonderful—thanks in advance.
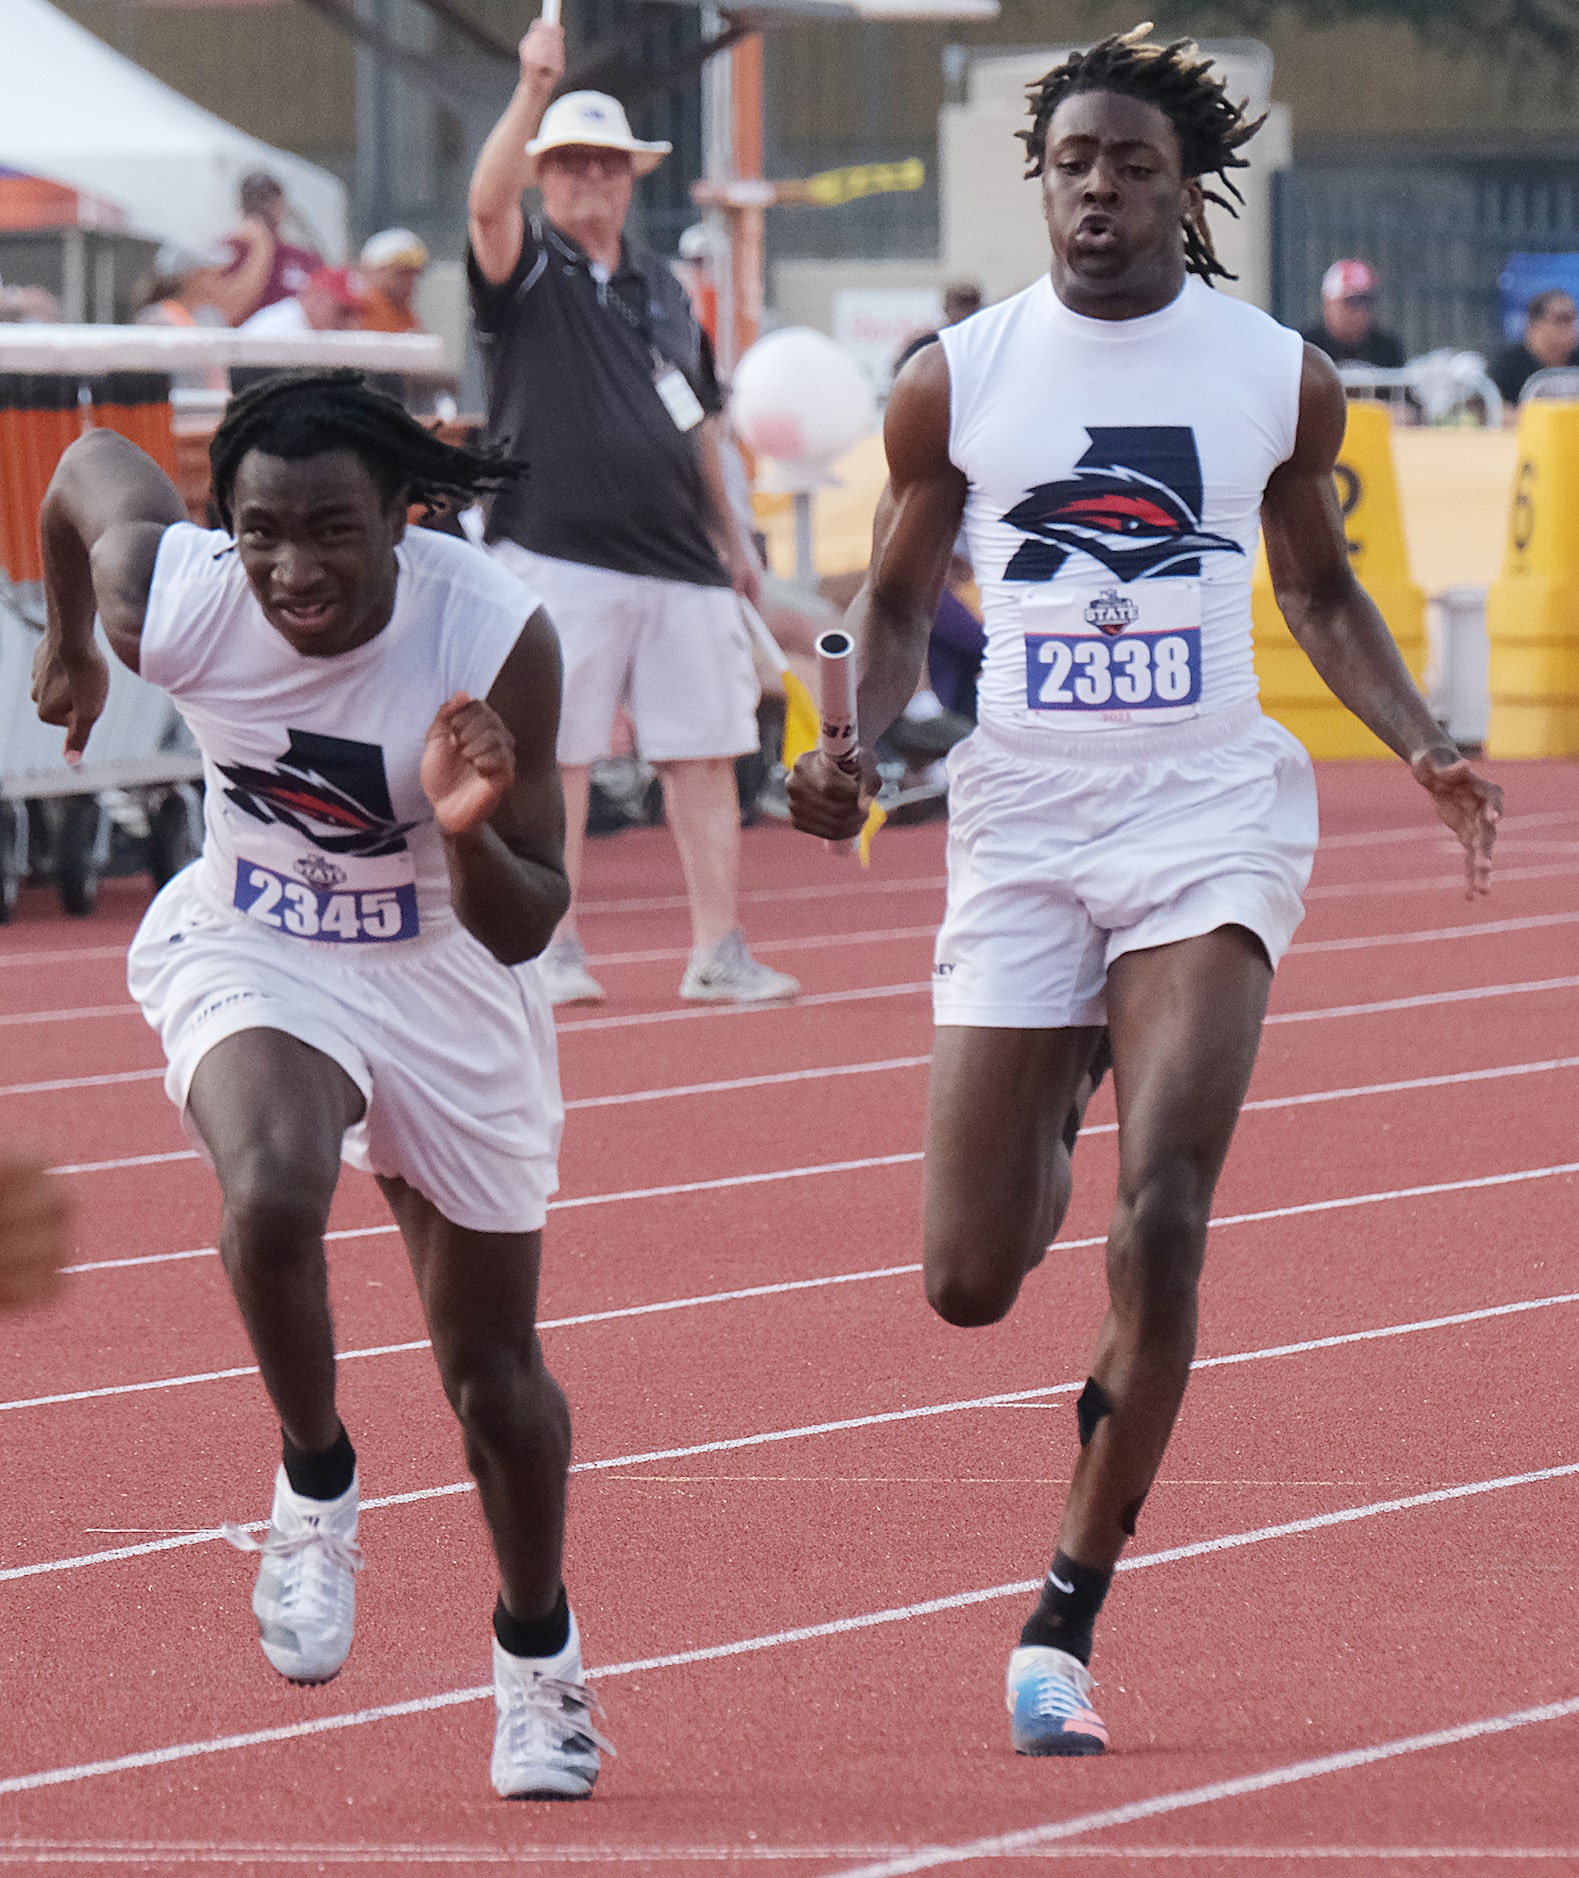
[469,218,728,588]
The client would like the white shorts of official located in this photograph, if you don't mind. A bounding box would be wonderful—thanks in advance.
[127,870,564,1235]
[932,699,1318,1031]
[489,541,760,767]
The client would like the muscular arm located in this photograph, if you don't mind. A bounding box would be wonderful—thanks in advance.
[787,341,966,840]
[1264,345,1501,891]
[35,430,185,756]
[429,610,570,965]
[468,21,563,286]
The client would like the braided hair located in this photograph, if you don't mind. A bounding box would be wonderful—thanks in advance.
[1019,22,1264,285]
[210,369,524,531]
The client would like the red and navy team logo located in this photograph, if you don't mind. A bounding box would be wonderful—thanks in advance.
[1002,427,1243,585]
[218,730,417,860]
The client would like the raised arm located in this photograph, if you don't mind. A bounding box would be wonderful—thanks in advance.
[787,340,967,841]
[1262,345,1501,894]
[468,20,564,287]
[421,608,570,965]
[34,430,186,759]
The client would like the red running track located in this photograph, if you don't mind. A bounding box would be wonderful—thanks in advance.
[1,760,1578,1875]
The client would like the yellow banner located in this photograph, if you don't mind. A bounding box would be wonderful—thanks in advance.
[806,159,925,207]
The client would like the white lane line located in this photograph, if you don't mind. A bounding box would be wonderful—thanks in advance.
[23,967,1579,1075]
[49,1150,197,1177]
[566,1055,931,1112]
[1317,808,1576,851]
[33,969,1579,1089]
[0,944,128,971]
[3,1463,1574,1797]
[556,980,929,1035]
[1306,860,1579,900]
[0,1067,164,1101]
[0,1845,931,1867]
[577,875,947,917]
[0,905,1570,1107]
[0,1844,1567,1867]
[49,970,1579,1182]
[0,1004,137,1029]
[45,1049,1579,1221]
[587,926,934,970]
[820,1693,1579,1878]
[5,1288,1576,1582]
[9,912,1579,1102]
[1287,909,1579,954]
[1264,973,1579,1027]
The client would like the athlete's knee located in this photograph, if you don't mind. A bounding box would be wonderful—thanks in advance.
[447,1339,565,1456]
[220,1143,338,1260]
[924,1249,1019,1328]
[1110,1161,1211,1309]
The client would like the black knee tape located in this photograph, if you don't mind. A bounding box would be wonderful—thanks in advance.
[1076,1376,1113,1448]
[1120,1492,1147,1537]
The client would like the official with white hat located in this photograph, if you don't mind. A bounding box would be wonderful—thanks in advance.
[524,91,671,176]
[465,18,799,1016]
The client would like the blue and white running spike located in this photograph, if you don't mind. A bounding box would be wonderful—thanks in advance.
[1006,1645,1110,1756]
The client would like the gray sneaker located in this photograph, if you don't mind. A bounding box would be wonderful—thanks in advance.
[538,936,605,1007]
[679,929,799,1004]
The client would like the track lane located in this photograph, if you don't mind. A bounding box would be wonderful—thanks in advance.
[0,754,1569,1855]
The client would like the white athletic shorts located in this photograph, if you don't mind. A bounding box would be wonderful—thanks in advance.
[932,699,1318,1030]
[489,541,759,766]
[128,870,564,1234]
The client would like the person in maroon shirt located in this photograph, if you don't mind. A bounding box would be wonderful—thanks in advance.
[218,171,325,326]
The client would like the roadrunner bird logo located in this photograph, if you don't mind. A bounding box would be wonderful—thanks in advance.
[1003,427,1242,584]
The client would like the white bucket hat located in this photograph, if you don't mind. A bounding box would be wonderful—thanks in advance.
[525,91,671,176]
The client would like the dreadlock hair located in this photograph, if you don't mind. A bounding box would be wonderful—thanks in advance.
[210,369,525,532]
[1019,22,1264,286]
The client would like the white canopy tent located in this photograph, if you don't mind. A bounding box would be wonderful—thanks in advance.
[0,0,346,258]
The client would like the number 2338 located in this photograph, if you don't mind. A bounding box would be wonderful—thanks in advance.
[1025,630,1200,711]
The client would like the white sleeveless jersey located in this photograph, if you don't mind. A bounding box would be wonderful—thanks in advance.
[939,274,1303,736]
[139,523,535,948]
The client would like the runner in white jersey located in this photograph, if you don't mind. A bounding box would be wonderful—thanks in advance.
[789,27,1502,1758]
[32,372,612,1798]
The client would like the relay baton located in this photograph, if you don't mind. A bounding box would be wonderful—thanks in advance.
[541,0,560,23]
[816,628,860,854]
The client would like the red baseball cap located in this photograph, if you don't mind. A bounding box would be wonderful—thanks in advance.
[1322,259,1378,302]
[307,265,367,309]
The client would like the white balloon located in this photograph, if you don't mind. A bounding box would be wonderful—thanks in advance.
[730,327,876,482]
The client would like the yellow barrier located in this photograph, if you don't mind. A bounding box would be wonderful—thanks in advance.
[1487,401,1579,756]
[1252,400,1427,758]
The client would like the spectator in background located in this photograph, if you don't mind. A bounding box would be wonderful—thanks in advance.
[1302,259,1406,369]
[0,281,62,322]
[134,241,231,391]
[1489,288,1579,411]
[218,170,325,325]
[358,229,429,333]
[894,277,986,375]
[133,241,231,330]
[241,265,365,335]
[942,279,983,325]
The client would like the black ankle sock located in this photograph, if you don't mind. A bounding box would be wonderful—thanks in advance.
[494,1586,570,1660]
[281,1425,356,1501]
[1019,1549,1113,1665]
